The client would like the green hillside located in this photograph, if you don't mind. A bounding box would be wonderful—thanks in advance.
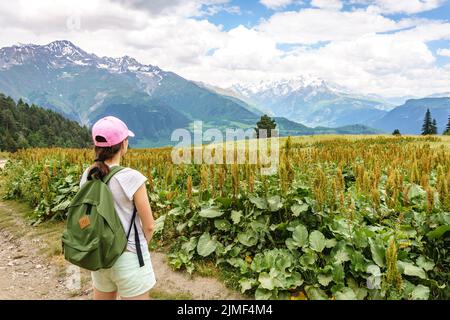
[0,94,91,151]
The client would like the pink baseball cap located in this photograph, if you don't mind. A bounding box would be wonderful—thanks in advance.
[92,116,135,147]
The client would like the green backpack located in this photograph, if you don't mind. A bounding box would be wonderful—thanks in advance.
[62,166,144,271]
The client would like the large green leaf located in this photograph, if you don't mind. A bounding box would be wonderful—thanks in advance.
[332,262,345,284]
[230,210,242,224]
[426,225,450,239]
[335,287,357,300]
[227,257,249,274]
[168,207,184,216]
[416,256,435,271]
[258,272,276,290]
[410,284,430,300]
[309,230,326,252]
[299,249,318,267]
[397,261,427,279]
[305,286,328,300]
[237,229,259,247]
[251,253,271,272]
[250,220,266,232]
[274,250,294,271]
[369,238,385,267]
[153,215,166,235]
[267,195,283,211]
[255,288,272,300]
[214,219,231,231]
[51,199,71,212]
[334,248,350,264]
[350,250,368,273]
[199,207,224,218]
[318,273,333,286]
[285,238,297,251]
[291,203,308,217]
[282,272,303,289]
[353,228,369,248]
[196,232,217,257]
[292,224,309,247]
[239,278,257,293]
[325,238,337,248]
[215,196,232,208]
[181,237,198,253]
[347,277,368,300]
[249,196,267,210]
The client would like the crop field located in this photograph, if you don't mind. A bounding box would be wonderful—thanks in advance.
[1,134,449,300]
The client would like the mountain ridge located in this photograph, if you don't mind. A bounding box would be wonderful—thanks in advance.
[372,97,450,134]
[0,40,385,147]
[229,76,393,128]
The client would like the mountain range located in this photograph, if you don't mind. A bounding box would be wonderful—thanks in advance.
[371,97,450,134]
[229,77,393,128]
[0,40,448,146]
[225,77,450,134]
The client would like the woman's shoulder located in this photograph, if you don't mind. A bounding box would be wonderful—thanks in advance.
[111,167,147,200]
[114,167,147,182]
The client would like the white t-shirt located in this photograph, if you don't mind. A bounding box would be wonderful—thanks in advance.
[79,165,148,253]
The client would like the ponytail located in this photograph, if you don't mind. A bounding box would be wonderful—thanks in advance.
[87,136,123,180]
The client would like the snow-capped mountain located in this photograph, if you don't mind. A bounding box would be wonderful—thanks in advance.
[0,40,160,75]
[0,40,259,144]
[230,76,392,128]
[232,75,331,97]
[0,40,384,146]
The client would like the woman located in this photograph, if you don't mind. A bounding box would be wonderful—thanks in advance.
[79,116,156,300]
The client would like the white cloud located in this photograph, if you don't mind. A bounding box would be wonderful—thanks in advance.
[208,25,281,70]
[257,8,415,44]
[0,0,449,98]
[437,48,450,57]
[111,0,234,17]
[362,0,446,14]
[311,0,342,11]
[260,0,295,10]
[393,22,450,42]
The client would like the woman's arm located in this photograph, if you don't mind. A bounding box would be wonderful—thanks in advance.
[134,183,155,243]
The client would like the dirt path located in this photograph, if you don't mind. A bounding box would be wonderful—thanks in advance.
[0,201,87,300]
[0,201,243,300]
[0,199,243,300]
[151,251,242,300]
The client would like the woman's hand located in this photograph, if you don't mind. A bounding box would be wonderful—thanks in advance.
[134,183,155,243]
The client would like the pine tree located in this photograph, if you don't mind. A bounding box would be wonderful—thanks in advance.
[0,93,91,151]
[255,114,277,138]
[431,119,438,135]
[444,115,450,135]
[392,129,401,136]
[421,109,433,135]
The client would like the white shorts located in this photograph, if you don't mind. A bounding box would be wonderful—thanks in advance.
[91,249,156,298]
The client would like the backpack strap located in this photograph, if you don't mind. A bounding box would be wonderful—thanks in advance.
[126,206,145,268]
[102,166,124,184]
[103,165,145,267]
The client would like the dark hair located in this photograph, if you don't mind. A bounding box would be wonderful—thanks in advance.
[87,135,124,180]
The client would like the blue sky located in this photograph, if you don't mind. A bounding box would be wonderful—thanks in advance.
[205,0,450,67]
[0,0,449,97]
[206,1,450,30]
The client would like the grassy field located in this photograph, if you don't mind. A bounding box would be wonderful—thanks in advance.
[1,134,449,300]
